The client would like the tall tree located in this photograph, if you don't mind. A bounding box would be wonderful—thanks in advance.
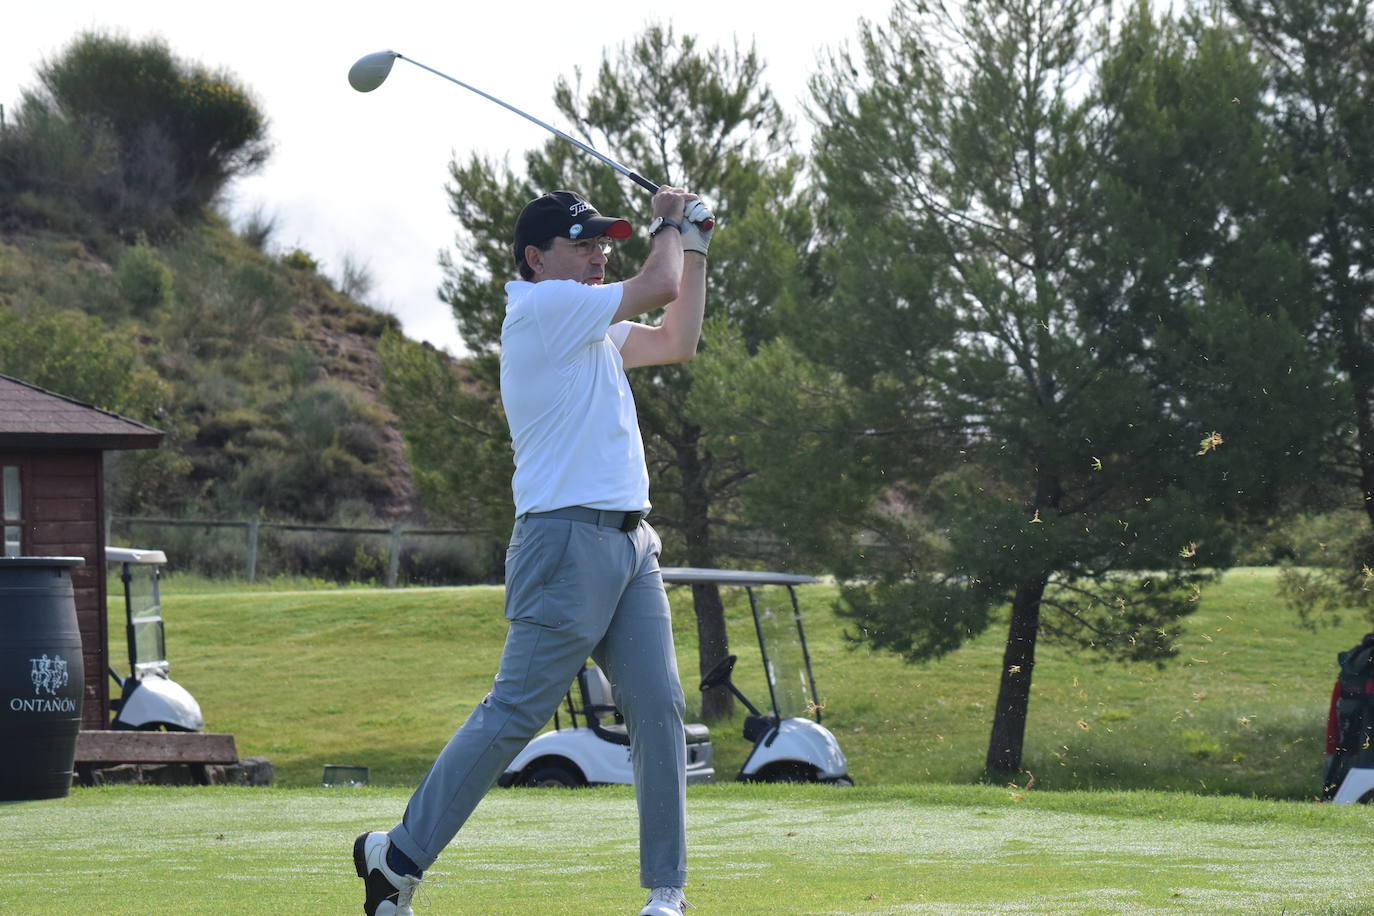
[386,26,807,717]
[692,0,1332,774]
[1225,0,1374,623]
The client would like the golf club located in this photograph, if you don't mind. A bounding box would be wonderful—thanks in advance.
[348,51,712,230]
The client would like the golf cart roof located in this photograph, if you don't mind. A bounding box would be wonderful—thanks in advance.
[659,567,816,587]
[106,546,167,565]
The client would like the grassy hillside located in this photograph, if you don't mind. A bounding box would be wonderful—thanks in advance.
[0,32,431,531]
[0,221,421,526]
[138,567,1361,798]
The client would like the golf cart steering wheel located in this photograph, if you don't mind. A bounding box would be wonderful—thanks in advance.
[700,654,738,691]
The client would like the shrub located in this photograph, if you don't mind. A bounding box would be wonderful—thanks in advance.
[116,237,175,315]
[280,248,318,272]
[213,381,399,522]
[234,204,278,251]
[1,192,73,232]
[40,33,269,205]
[0,103,118,234]
[0,304,170,420]
[0,31,270,235]
[335,252,374,302]
[342,308,398,337]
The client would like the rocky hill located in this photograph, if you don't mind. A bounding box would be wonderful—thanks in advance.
[0,30,456,529]
[0,218,428,525]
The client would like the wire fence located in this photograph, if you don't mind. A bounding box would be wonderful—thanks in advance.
[105,515,504,587]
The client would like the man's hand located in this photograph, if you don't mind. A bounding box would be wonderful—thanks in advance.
[681,199,714,256]
[653,186,690,220]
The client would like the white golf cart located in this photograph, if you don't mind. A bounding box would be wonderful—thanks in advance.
[498,661,715,788]
[498,567,851,788]
[672,568,852,785]
[106,547,204,732]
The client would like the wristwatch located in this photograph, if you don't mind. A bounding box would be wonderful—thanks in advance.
[648,217,682,238]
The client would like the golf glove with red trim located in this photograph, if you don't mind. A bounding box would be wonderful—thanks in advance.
[681,200,714,256]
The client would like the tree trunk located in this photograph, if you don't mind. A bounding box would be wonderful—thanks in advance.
[677,421,734,720]
[985,575,1047,777]
[692,583,733,719]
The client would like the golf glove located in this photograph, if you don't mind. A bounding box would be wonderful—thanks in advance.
[681,200,714,256]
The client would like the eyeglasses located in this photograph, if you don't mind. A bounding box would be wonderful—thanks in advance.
[565,238,615,256]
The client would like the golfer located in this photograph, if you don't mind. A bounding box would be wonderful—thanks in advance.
[354,186,712,916]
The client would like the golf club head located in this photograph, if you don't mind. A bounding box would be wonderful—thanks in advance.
[348,51,400,92]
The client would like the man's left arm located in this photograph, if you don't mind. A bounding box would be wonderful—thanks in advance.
[619,253,707,369]
[620,199,713,369]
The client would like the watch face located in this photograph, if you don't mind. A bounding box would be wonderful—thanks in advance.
[649,218,664,234]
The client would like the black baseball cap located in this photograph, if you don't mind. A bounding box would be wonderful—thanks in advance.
[512,190,632,266]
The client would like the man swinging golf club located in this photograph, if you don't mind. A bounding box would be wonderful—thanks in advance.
[354,185,713,916]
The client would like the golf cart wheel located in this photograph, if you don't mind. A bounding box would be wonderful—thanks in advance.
[825,775,855,787]
[523,762,584,789]
[756,761,817,784]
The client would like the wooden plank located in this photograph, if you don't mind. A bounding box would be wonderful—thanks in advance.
[28,475,96,498]
[34,497,98,522]
[75,730,238,765]
[30,521,96,544]
[30,453,98,477]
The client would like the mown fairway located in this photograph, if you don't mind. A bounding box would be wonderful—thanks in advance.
[3,784,1371,914]
[133,568,1362,796]
[2,567,1363,914]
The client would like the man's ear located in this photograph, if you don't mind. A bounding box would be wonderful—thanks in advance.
[524,244,544,277]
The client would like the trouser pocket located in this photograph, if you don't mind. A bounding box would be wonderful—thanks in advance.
[503,518,576,627]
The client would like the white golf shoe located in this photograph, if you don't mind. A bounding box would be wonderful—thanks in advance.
[639,885,691,915]
[353,831,423,916]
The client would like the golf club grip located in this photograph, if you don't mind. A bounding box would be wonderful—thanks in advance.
[629,171,660,195]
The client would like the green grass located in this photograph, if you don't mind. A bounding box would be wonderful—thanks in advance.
[30,568,1371,914]
[134,567,1359,797]
[4,783,1372,914]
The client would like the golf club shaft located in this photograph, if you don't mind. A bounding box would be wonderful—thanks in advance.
[397,55,659,195]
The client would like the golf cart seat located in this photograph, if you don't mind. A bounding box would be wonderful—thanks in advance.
[577,664,629,746]
[576,665,711,748]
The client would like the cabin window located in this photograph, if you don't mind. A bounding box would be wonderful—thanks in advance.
[2,465,21,556]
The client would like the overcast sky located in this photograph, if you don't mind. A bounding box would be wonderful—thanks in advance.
[3,0,897,356]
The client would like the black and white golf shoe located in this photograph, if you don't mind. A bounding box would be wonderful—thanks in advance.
[353,831,422,916]
[639,885,692,915]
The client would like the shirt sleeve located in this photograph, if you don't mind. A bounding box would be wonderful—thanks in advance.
[530,280,624,364]
[607,321,634,350]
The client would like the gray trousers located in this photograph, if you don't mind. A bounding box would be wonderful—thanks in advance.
[388,515,688,889]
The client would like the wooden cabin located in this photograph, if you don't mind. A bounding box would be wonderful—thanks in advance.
[0,373,162,728]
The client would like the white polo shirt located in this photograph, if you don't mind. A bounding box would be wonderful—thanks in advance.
[500,278,649,517]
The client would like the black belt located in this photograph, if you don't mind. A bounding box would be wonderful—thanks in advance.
[525,506,645,533]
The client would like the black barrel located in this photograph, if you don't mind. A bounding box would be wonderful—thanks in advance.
[0,558,86,801]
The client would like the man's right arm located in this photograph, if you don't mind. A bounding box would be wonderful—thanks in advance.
[613,186,691,323]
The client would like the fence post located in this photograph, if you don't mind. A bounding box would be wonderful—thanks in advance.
[386,526,402,588]
[246,515,260,583]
